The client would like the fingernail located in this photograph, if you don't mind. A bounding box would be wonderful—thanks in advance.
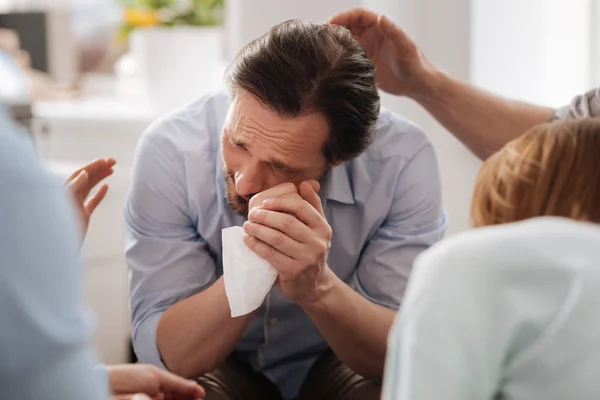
[248,208,259,218]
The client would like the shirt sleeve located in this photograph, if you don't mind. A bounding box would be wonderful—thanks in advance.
[350,144,446,309]
[0,125,108,400]
[554,87,600,120]
[381,232,575,400]
[125,124,218,367]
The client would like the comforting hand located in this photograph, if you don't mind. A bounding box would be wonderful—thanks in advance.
[328,8,435,97]
[108,364,205,400]
[243,181,333,305]
[65,158,116,236]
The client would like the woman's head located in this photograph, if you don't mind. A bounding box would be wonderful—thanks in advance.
[471,118,600,227]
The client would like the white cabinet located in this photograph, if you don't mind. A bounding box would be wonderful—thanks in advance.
[31,91,155,364]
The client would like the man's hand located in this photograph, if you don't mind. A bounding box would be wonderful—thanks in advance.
[65,158,115,236]
[328,8,436,98]
[108,364,205,400]
[243,181,333,305]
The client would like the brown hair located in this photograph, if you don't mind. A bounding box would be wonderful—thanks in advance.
[225,20,380,164]
[471,118,600,227]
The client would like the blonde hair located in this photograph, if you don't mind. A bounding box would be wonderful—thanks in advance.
[471,118,600,227]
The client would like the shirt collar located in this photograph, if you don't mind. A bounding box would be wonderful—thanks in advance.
[320,163,355,205]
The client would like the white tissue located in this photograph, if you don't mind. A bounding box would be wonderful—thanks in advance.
[222,226,278,317]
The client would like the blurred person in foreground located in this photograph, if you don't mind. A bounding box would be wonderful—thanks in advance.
[0,108,205,400]
[383,119,600,400]
[329,8,600,159]
[126,19,445,400]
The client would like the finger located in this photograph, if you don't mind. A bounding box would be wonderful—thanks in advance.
[67,159,115,199]
[67,170,89,199]
[327,7,379,30]
[84,184,109,215]
[66,158,109,182]
[377,14,414,52]
[308,179,320,193]
[243,209,304,250]
[249,182,298,211]
[261,194,324,228]
[247,207,313,242]
[244,234,295,274]
[243,220,303,257]
[299,181,325,217]
[105,157,117,167]
[85,163,115,193]
[155,369,206,399]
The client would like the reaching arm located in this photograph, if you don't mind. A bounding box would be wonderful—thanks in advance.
[329,8,554,159]
[414,70,554,159]
[126,130,251,378]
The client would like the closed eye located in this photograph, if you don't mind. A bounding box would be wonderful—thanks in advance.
[272,162,298,174]
[229,137,248,151]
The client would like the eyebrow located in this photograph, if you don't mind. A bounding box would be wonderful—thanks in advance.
[228,134,301,173]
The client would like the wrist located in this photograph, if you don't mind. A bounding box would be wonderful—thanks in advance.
[408,62,446,104]
[299,266,337,311]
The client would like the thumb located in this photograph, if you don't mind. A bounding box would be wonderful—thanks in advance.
[377,14,413,51]
[299,181,324,216]
[308,179,320,193]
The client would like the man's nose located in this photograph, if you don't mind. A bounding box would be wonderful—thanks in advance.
[235,163,264,199]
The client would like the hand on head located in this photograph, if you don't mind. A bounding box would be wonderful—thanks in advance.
[328,8,435,97]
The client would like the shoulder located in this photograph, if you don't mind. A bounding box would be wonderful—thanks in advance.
[555,86,600,119]
[138,90,230,156]
[414,217,600,284]
[360,107,433,162]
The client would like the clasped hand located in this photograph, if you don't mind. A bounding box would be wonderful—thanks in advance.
[243,181,333,305]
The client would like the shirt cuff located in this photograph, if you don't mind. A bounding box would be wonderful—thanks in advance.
[132,311,168,369]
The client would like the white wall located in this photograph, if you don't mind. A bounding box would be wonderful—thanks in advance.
[471,0,591,107]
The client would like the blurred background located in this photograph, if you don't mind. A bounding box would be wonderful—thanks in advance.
[0,0,597,365]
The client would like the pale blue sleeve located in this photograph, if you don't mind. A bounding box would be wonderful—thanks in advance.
[351,144,446,309]
[381,233,573,400]
[0,118,108,400]
[125,125,217,368]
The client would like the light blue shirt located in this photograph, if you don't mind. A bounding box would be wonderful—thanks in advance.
[0,108,108,400]
[383,217,600,400]
[126,91,446,399]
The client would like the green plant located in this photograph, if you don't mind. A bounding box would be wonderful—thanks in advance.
[117,0,225,42]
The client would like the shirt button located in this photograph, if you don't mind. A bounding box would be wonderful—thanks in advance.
[270,317,279,325]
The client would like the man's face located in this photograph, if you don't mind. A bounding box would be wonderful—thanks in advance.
[222,90,330,216]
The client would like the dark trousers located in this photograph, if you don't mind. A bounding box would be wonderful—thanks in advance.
[197,350,381,400]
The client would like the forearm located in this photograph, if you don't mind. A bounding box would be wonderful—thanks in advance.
[413,69,554,159]
[301,269,396,380]
[156,276,254,377]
